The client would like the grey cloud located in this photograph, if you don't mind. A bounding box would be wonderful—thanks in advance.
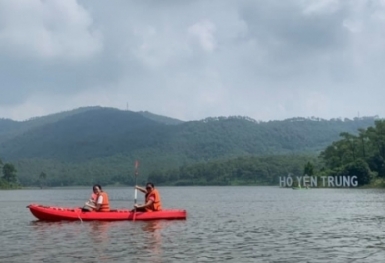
[1,0,385,121]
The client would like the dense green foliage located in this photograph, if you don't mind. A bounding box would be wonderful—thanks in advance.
[0,107,101,144]
[319,120,385,186]
[147,154,320,186]
[303,161,315,176]
[0,158,20,189]
[0,107,378,186]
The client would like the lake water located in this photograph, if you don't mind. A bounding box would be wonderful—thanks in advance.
[1,186,385,262]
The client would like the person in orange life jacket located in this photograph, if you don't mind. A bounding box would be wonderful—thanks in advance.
[134,182,162,212]
[84,184,110,212]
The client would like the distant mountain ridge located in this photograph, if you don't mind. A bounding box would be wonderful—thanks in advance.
[0,106,379,185]
[137,111,184,125]
[0,107,183,144]
[0,106,101,143]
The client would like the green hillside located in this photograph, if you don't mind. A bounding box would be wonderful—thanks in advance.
[138,111,184,125]
[0,106,100,144]
[0,107,378,186]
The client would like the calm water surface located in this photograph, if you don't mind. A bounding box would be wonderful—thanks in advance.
[1,186,385,262]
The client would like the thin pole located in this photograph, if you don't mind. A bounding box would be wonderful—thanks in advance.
[133,160,139,221]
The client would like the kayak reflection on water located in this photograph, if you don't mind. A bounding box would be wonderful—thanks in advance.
[141,221,163,258]
[141,220,163,232]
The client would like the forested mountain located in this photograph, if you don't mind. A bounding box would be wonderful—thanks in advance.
[319,120,385,186]
[0,107,378,186]
[138,111,183,125]
[147,154,321,186]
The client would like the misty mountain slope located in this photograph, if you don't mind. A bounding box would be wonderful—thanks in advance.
[138,111,184,125]
[0,107,377,166]
[0,106,100,144]
[0,108,167,161]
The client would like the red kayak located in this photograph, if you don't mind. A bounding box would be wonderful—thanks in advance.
[27,204,187,221]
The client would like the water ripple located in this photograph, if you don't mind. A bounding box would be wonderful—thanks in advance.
[2,187,385,262]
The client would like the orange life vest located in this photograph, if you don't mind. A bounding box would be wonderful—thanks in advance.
[97,192,110,212]
[145,189,162,212]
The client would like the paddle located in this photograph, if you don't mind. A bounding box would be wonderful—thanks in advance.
[133,160,139,221]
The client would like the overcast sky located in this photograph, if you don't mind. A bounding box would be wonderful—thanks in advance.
[0,0,384,122]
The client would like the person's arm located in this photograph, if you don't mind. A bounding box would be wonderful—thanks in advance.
[95,195,104,211]
[135,199,154,209]
[135,185,147,193]
[134,194,154,209]
[85,202,96,209]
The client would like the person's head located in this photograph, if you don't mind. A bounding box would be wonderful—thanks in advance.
[93,184,102,194]
[146,182,155,192]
